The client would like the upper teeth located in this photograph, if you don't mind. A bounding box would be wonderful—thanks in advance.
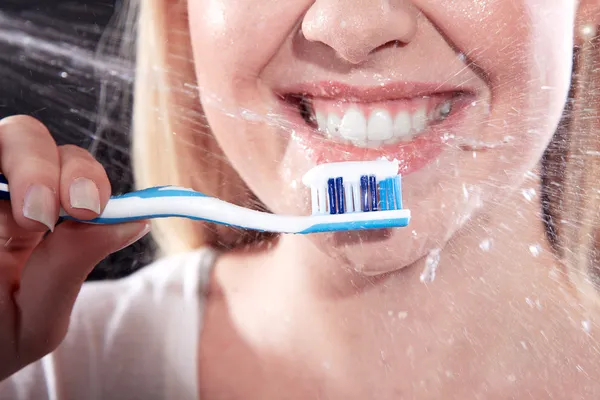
[314,101,451,148]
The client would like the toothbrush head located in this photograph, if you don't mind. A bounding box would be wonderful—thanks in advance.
[302,159,404,215]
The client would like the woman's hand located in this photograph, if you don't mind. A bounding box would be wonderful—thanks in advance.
[0,115,150,381]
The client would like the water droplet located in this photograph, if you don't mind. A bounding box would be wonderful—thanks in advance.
[479,238,492,251]
[60,71,68,78]
[240,109,261,121]
[507,374,516,383]
[520,341,528,350]
[397,311,408,320]
[525,297,542,310]
[522,188,536,201]
[529,244,542,257]
[525,297,534,307]
[420,248,441,283]
[387,310,393,317]
[582,320,591,334]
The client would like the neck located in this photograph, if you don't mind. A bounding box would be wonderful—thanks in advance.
[214,172,597,398]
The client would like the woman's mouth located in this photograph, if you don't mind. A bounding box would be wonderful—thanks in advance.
[303,95,453,148]
[277,82,475,175]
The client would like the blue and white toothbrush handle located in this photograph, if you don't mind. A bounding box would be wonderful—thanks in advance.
[0,174,8,202]
[0,174,410,234]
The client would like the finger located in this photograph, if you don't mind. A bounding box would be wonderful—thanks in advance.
[0,116,60,232]
[0,202,44,276]
[58,145,112,220]
[14,220,151,362]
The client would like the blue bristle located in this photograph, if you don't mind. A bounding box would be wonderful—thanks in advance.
[382,179,389,210]
[387,179,395,210]
[360,176,370,211]
[394,176,403,209]
[335,177,345,214]
[369,176,378,211]
[328,178,337,214]
[379,181,387,211]
[0,174,7,184]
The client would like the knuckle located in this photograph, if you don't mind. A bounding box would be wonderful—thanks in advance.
[59,144,91,158]
[59,145,105,175]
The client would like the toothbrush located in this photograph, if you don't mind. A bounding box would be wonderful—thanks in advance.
[0,160,410,234]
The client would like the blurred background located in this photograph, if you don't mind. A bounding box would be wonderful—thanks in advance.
[0,0,154,279]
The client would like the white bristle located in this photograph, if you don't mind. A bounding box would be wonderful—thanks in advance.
[318,185,327,214]
[345,183,354,212]
[311,185,319,215]
[352,182,362,213]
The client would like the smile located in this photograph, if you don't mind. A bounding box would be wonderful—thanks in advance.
[277,82,475,175]
[301,95,452,148]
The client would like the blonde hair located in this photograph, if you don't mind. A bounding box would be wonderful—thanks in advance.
[543,25,600,305]
[129,0,266,257]
[121,0,600,297]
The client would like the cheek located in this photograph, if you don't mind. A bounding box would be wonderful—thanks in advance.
[188,0,311,100]
[435,0,573,173]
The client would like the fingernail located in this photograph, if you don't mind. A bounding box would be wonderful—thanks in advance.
[70,178,101,214]
[23,184,57,231]
[115,222,151,253]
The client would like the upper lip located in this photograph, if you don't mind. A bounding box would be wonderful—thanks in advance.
[276,81,476,102]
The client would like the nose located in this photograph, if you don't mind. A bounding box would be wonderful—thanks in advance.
[301,0,418,64]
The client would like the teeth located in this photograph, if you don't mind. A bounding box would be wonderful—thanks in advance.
[393,111,412,141]
[433,100,452,121]
[367,109,393,141]
[316,111,328,132]
[412,107,427,133]
[311,100,452,147]
[339,107,367,143]
[327,113,342,134]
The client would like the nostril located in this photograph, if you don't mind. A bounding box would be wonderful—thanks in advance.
[370,40,405,55]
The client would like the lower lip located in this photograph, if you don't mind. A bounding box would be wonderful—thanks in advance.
[278,95,474,176]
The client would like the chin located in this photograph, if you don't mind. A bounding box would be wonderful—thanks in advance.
[300,205,461,276]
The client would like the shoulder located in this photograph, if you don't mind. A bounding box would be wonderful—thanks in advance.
[70,246,220,354]
[71,247,219,334]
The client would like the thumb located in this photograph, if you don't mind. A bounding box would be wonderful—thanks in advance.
[15,221,151,359]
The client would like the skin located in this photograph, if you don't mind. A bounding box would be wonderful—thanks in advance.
[187,0,600,398]
[0,0,598,398]
[189,0,574,275]
[0,116,150,380]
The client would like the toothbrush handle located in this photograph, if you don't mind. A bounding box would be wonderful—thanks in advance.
[0,174,9,201]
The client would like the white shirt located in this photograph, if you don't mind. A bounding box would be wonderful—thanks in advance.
[0,248,218,400]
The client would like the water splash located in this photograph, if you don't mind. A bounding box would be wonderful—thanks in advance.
[522,188,537,201]
[582,320,592,334]
[479,238,492,251]
[420,248,442,283]
[528,243,542,257]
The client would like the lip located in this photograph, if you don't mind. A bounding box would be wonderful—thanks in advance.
[276,81,478,102]
[275,81,476,175]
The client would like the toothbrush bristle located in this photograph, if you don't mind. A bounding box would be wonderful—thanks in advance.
[303,160,404,216]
